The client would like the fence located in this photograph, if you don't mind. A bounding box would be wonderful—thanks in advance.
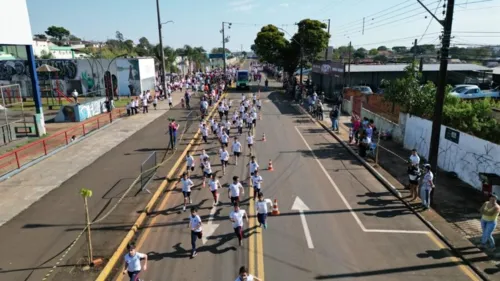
[0,108,126,177]
[140,151,157,193]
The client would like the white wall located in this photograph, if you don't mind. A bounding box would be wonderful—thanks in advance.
[361,108,405,143]
[403,115,500,192]
[138,58,155,79]
[32,40,49,57]
[0,0,33,45]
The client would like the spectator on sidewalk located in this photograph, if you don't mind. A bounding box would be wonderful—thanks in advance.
[71,89,79,104]
[330,106,339,132]
[407,162,421,201]
[316,100,324,120]
[410,149,420,166]
[168,119,179,149]
[358,130,370,158]
[479,195,500,250]
[420,164,435,209]
[352,116,361,144]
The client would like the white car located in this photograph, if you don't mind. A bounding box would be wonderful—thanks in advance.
[450,85,499,99]
[351,86,373,95]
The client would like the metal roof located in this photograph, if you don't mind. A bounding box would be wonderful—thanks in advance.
[348,63,491,73]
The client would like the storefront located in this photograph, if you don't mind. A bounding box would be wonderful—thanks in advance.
[311,60,344,98]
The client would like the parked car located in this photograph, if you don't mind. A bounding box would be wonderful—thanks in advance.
[449,85,499,99]
[351,86,374,95]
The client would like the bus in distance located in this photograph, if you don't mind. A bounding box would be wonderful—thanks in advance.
[236,70,250,90]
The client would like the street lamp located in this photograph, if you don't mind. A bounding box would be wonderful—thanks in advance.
[277,27,304,86]
[159,20,174,81]
[221,22,232,76]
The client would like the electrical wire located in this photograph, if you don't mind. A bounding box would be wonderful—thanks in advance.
[418,0,442,44]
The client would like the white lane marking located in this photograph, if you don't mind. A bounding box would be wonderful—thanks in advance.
[202,206,220,245]
[291,196,315,249]
[294,126,429,235]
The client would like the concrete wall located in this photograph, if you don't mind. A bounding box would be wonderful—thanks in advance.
[342,98,352,115]
[361,108,405,143]
[403,115,500,192]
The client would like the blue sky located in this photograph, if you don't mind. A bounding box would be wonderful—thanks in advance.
[27,0,500,52]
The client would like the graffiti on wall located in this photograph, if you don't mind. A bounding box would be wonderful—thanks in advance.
[117,59,140,96]
[78,98,106,121]
[403,115,500,190]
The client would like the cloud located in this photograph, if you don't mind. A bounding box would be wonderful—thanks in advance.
[279,3,289,7]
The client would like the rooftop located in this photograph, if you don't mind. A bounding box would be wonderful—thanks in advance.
[349,63,491,73]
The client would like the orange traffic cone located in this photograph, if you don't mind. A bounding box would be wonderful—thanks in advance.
[267,159,273,171]
[262,133,266,142]
[272,199,280,216]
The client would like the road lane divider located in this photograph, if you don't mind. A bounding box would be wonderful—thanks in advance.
[248,149,265,280]
[95,94,226,281]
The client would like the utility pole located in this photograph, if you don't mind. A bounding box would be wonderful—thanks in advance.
[347,41,352,87]
[413,38,418,61]
[324,19,331,60]
[222,22,226,75]
[417,0,455,174]
[362,17,365,35]
[155,0,166,94]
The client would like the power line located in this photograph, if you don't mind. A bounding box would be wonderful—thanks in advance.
[419,0,442,44]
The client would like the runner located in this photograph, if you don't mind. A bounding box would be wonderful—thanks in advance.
[235,266,262,281]
[255,192,269,229]
[199,149,209,172]
[225,119,232,136]
[186,151,195,177]
[247,155,259,176]
[237,116,244,136]
[221,131,229,148]
[247,132,255,156]
[208,172,222,205]
[251,170,263,200]
[228,176,244,205]
[232,136,242,165]
[201,123,209,143]
[202,157,212,188]
[188,207,203,258]
[122,243,148,281]
[220,146,230,175]
[229,202,249,246]
[178,172,194,211]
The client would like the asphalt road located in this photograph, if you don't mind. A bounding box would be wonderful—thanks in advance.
[116,77,482,280]
[0,101,201,281]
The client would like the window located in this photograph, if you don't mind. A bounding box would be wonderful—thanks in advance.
[237,72,248,81]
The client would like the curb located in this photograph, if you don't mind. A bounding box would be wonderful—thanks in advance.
[295,104,489,281]
[95,94,226,281]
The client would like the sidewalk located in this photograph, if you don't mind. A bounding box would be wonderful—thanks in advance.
[0,93,183,227]
[319,104,500,279]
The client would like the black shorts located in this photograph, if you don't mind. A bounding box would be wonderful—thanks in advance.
[204,171,212,177]
[234,151,241,157]
[232,120,236,124]
[220,160,228,167]
[230,196,240,204]
[252,119,256,124]
[224,111,229,116]
[183,191,191,198]
[257,213,267,224]
[186,166,194,171]
[409,179,419,185]
[248,144,253,148]
[257,105,262,110]
[223,142,228,147]
[250,171,255,176]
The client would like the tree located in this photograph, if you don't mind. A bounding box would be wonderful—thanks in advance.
[40,50,54,59]
[253,19,330,77]
[368,48,379,56]
[69,35,81,42]
[353,48,367,59]
[124,40,134,52]
[377,46,388,51]
[392,46,407,53]
[373,54,388,63]
[135,37,152,56]
[45,26,70,41]
[210,47,231,54]
[116,31,124,42]
[242,51,247,58]
[34,34,47,40]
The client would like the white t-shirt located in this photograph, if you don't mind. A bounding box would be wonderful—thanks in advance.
[247,136,254,144]
[235,274,254,281]
[203,162,212,173]
[232,142,242,153]
[228,182,243,197]
[201,127,209,136]
[230,209,247,228]
[252,175,263,189]
[190,215,202,232]
[249,161,259,173]
[200,153,209,163]
[209,179,219,191]
[186,155,195,167]
[237,119,243,127]
[221,134,229,143]
[220,150,230,161]
[410,154,420,166]
[181,178,194,192]
[124,252,147,272]
[256,200,268,214]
